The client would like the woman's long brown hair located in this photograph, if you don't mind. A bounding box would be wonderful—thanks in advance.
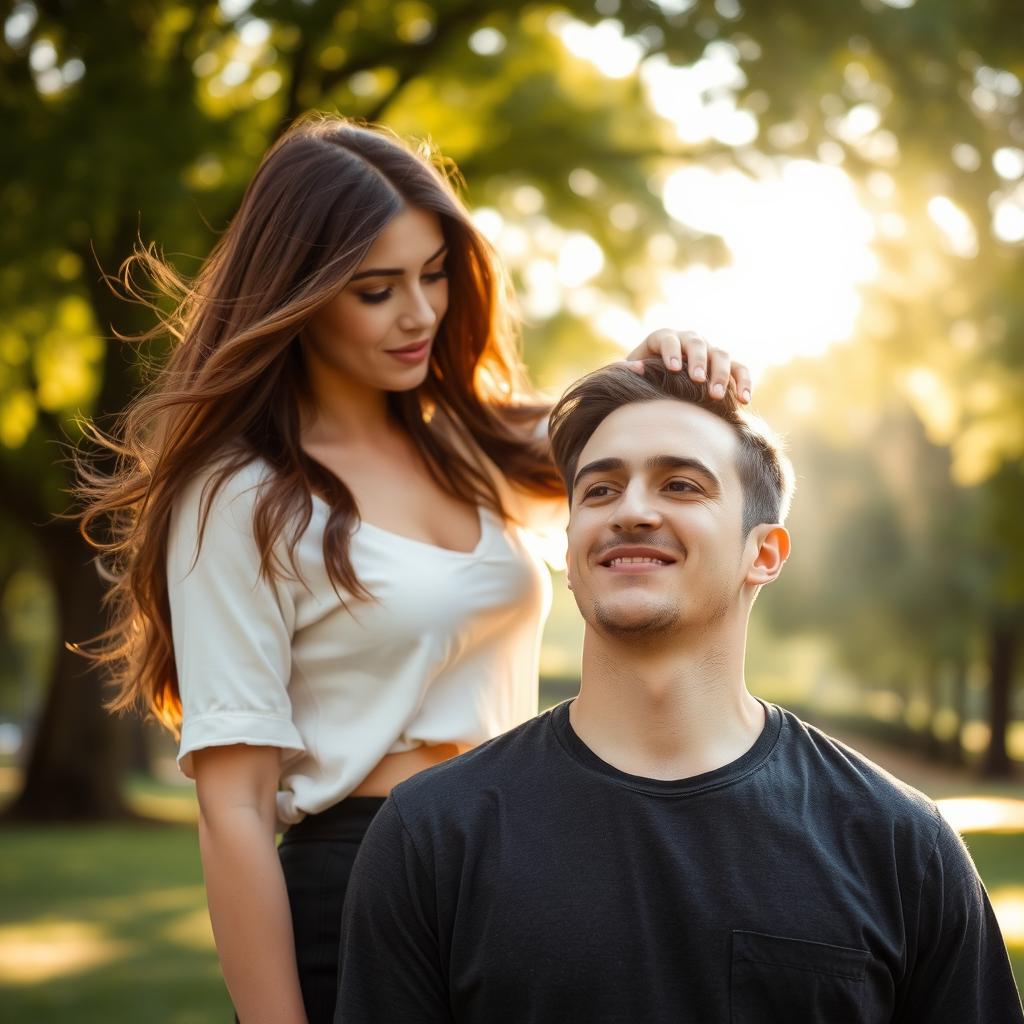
[78,113,564,732]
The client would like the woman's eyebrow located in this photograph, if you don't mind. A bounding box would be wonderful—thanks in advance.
[349,242,448,281]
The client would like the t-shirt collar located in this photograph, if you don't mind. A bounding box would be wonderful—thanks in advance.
[549,697,782,797]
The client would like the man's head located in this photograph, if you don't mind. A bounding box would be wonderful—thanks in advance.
[548,360,794,644]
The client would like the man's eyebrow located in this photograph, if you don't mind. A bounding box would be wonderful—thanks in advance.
[348,243,448,282]
[572,457,624,493]
[645,455,720,490]
[572,454,721,493]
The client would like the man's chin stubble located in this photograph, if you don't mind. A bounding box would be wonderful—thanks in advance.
[593,602,681,641]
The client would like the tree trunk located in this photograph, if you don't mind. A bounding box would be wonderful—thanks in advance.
[923,660,944,761]
[4,230,147,822]
[4,520,134,821]
[980,619,1018,778]
[943,656,968,766]
[127,715,157,776]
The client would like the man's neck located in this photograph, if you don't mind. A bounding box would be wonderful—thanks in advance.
[570,621,765,782]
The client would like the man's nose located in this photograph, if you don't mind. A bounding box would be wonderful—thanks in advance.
[610,484,661,531]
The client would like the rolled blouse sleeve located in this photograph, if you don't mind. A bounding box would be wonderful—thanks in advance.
[167,463,304,777]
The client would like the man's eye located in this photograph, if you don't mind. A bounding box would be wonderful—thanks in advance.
[358,289,391,305]
[666,479,698,493]
[584,485,613,499]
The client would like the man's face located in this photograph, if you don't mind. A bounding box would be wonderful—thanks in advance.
[565,399,749,642]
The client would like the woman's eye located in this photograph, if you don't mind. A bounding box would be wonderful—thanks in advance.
[423,269,448,284]
[359,288,392,305]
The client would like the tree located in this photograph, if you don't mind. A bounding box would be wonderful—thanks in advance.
[3,0,1021,818]
[758,346,1016,774]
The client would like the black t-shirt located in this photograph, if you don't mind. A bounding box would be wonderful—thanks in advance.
[336,701,1023,1023]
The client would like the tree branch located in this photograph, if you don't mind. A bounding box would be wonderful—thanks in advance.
[277,33,312,137]
[317,1,494,109]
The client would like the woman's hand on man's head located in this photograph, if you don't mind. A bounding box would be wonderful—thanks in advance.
[624,329,752,405]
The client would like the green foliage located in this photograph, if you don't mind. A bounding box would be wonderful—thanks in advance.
[3,0,1020,452]
[754,343,1021,764]
[1,1,1021,788]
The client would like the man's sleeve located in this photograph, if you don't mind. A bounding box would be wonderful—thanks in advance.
[335,796,452,1023]
[896,814,1023,1022]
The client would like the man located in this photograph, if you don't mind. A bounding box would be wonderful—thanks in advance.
[335,360,1023,1023]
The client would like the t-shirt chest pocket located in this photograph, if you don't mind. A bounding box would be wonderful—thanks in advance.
[730,930,872,1023]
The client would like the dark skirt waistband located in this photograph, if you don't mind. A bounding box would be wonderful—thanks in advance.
[281,796,387,844]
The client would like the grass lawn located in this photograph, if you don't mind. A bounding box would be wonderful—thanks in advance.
[0,820,229,1023]
[967,833,1024,981]
[1,768,1022,1021]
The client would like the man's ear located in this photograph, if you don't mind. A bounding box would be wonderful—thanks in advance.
[745,525,790,586]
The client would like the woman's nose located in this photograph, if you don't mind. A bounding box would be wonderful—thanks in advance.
[398,285,438,331]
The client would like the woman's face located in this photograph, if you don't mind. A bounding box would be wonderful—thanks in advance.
[302,205,450,394]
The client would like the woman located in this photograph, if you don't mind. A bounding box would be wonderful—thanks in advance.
[79,113,751,1024]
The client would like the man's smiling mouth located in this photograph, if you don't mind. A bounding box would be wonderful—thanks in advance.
[605,556,671,567]
[598,546,679,568]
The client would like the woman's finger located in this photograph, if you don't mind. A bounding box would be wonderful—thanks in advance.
[652,329,684,372]
[626,329,688,371]
[731,361,753,404]
[705,347,732,400]
[677,331,708,382]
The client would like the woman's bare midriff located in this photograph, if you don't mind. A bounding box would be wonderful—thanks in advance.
[350,743,471,797]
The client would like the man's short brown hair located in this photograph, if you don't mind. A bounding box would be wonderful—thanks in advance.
[548,359,794,536]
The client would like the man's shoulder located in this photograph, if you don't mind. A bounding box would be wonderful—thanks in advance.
[776,705,942,835]
[390,709,557,819]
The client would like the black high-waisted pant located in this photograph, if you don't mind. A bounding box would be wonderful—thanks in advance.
[275,797,387,1024]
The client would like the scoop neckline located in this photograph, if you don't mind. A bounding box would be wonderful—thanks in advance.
[311,492,490,558]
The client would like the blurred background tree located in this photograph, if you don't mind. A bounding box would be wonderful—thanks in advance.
[1,0,1021,820]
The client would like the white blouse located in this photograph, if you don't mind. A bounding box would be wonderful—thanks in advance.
[167,456,558,826]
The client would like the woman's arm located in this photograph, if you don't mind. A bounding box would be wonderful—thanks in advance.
[193,744,308,1024]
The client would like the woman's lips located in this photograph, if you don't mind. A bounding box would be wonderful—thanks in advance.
[385,340,431,364]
